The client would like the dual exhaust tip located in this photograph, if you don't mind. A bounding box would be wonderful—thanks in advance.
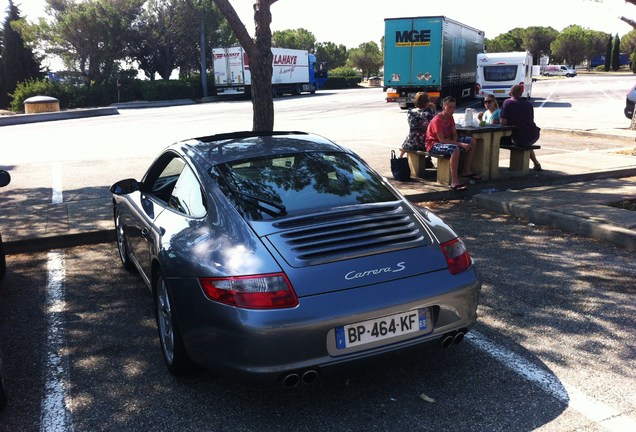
[281,331,467,387]
[281,369,319,388]
[439,330,466,348]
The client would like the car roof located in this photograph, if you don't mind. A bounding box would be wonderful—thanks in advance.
[177,131,353,166]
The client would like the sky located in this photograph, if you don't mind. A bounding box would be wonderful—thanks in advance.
[2,0,636,50]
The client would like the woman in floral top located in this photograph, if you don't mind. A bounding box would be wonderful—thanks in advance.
[399,92,436,157]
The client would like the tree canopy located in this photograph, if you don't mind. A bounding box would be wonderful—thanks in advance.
[314,41,348,69]
[272,28,316,51]
[550,25,606,65]
[347,41,382,78]
[0,0,41,107]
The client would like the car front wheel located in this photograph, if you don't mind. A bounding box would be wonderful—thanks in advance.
[114,209,134,271]
[154,271,192,375]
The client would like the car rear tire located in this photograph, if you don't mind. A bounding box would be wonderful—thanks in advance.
[154,271,192,375]
[114,209,134,271]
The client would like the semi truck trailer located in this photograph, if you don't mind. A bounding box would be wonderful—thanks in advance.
[384,16,485,109]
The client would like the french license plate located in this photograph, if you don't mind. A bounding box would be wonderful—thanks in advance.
[335,308,432,349]
[493,89,505,93]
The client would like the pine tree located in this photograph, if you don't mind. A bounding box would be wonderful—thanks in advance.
[611,33,621,71]
[604,34,612,72]
[0,0,41,108]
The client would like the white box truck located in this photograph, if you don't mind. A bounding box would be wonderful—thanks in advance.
[475,51,534,99]
[212,46,327,97]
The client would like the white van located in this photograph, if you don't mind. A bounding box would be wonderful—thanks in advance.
[475,51,533,99]
[542,64,577,77]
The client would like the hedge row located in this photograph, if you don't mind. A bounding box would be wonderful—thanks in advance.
[9,73,361,112]
[9,77,208,112]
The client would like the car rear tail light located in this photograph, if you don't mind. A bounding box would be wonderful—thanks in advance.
[199,273,298,309]
[440,238,472,275]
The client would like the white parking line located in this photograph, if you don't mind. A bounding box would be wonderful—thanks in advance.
[40,251,73,432]
[467,331,636,431]
[52,164,63,204]
[538,80,560,109]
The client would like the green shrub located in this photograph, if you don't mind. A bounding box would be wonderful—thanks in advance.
[321,76,361,89]
[328,66,360,78]
[8,77,204,111]
[138,79,198,101]
[10,79,71,112]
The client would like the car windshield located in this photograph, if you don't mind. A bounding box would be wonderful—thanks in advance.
[212,151,397,220]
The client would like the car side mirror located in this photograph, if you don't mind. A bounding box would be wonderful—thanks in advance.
[110,178,140,195]
[0,170,10,188]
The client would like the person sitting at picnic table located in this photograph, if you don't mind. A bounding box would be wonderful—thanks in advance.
[425,96,479,191]
[500,84,542,171]
[477,95,501,124]
[399,91,437,158]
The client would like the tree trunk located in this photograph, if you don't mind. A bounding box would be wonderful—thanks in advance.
[250,1,275,131]
[213,0,277,132]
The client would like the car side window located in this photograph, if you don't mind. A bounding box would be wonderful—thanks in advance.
[169,164,207,218]
[147,156,186,203]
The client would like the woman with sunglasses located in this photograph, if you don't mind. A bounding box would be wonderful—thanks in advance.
[477,96,501,125]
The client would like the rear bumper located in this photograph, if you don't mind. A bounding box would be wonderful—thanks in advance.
[170,268,481,381]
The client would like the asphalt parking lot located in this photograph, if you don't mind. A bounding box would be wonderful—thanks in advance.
[0,199,634,432]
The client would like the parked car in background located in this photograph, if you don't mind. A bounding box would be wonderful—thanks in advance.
[542,64,577,77]
[624,83,636,119]
[110,131,482,386]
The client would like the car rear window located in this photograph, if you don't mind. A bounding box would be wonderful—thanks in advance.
[212,152,397,220]
[483,65,518,82]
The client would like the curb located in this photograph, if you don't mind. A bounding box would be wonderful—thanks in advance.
[473,193,636,251]
[398,166,636,203]
[0,107,119,126]
[542,127,636,143]
[4,229,115,254]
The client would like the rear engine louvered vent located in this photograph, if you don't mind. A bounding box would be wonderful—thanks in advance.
[267,204,428,267]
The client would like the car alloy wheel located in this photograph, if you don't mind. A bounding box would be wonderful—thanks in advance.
[154,272,191,375]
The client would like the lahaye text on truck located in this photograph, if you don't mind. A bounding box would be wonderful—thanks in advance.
[213,47,328,98]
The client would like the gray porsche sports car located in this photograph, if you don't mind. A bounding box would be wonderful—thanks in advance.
[110,131,480,386]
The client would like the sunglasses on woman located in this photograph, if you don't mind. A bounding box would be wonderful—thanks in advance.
[484,99,494,104]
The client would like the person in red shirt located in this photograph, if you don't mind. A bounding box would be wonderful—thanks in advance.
[425,96,478,190]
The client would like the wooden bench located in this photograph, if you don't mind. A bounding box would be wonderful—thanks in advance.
[402,149,451,184]
[499,143,541,174]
